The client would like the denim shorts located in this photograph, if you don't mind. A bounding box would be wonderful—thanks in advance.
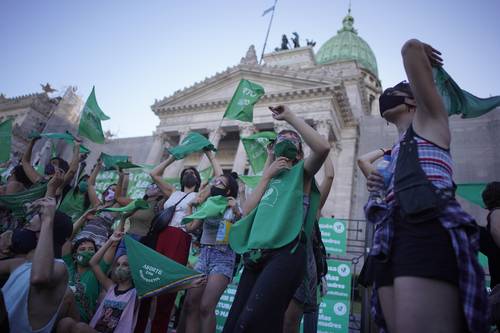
[195,244,236,280]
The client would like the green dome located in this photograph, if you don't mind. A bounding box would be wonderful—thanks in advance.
[316,11,378,77]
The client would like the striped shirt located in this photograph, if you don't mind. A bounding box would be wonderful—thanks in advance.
[385,132,454,204]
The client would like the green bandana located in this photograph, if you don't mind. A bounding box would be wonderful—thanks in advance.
[181,195,228,224]
[167,132,216,160]
[75,251,94,266]
[229,160,320,253]
[58,189,87,222]
[273,140,298,160]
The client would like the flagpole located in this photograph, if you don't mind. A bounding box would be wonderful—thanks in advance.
[259,0,278,65]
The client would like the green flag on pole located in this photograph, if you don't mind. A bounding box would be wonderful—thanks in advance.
[224,79,265,122]
[456,183,487,208]
[0,119,13,163]
[78,87,109,144]
[167,132,216,160]
[241,131,276,174]
[433,67,500,119]
[124,235,204,298]
[181,195,228,224]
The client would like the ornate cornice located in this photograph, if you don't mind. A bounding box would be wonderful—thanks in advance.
[151,63,340,112]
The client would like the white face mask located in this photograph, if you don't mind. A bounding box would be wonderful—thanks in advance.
[104,189,115,202]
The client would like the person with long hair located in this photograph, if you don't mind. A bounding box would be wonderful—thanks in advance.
[365,39,488,332]
[223,105,330,333]
[134,150,222,333]
[181,173,241,333]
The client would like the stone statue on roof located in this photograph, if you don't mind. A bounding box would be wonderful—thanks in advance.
[280,34,290,50]
[291,32,300,48]
[41,83,57,94]
[240,45,258,65]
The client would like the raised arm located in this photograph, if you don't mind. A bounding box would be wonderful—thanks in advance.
[149,156,177,197]
[88,160,103,208]
[61,141,81,189]
[115,170,132,206]
[357,148,386,178]
[319,154,334,210]
[71,207,97,239]
[270,106,330,179]
[401,39,450,148]
[30,197,68,287]
[89,231,122,291]
[205,150,223,177]
[22,138,43,184]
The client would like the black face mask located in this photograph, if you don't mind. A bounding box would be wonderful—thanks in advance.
[379,94,407,116]
[210,187,228,197]
[11,229,37,254]
[182,174,198,189]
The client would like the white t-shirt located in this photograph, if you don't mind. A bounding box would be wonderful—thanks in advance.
[163,191,197,229]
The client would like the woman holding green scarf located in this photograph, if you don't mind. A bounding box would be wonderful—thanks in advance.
[223,105,330,333]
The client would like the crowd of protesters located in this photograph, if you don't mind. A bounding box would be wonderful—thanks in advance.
[0,37,498,333]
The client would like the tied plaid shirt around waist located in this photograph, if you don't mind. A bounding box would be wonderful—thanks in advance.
[364,134,489,333]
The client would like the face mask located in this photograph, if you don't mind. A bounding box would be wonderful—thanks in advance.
[11,229,37,254]
[379,94,407,115]
[182,173,198,189]
[104,189,115,202]
[210,186,227,197]
[114,267,131,282]
[274,140,298,160]
[75,250,94,266]
[78,181,88,193]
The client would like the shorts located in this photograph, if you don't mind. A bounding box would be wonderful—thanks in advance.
[195,244,236,280]
[375,212,459,288]
[293,240,318,312]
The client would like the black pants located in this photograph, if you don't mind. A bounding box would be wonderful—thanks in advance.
[223,241,306,333]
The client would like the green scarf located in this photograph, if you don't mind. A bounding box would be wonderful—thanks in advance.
[167,132,216,160]
[229,160,320,253]
[100,199,149,213]
[0,183,48,220]
[124,235,204,298]
[181,195,228,224]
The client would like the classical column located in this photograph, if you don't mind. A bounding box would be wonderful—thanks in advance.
[165,128,190,178]
[232,124,256,174]
[145,132,165,165]
[197,127,226,171]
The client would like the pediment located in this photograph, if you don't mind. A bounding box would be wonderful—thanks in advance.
[153,65,335,109]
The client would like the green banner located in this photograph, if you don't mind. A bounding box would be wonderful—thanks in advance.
[433,67,500,119]
[167,132,216,160]
[124,235,204,298]
[0,119,13,163]
[224,79,265,122]
[0,183,48,220]
[317,259,352,333]
[241,131,276,174]
[319,217,347,256]
[78,87,109,144]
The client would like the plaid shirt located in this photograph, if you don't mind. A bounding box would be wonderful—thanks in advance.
[365,199,489,332]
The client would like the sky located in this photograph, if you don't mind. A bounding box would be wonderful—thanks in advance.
[1,0,499,138]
